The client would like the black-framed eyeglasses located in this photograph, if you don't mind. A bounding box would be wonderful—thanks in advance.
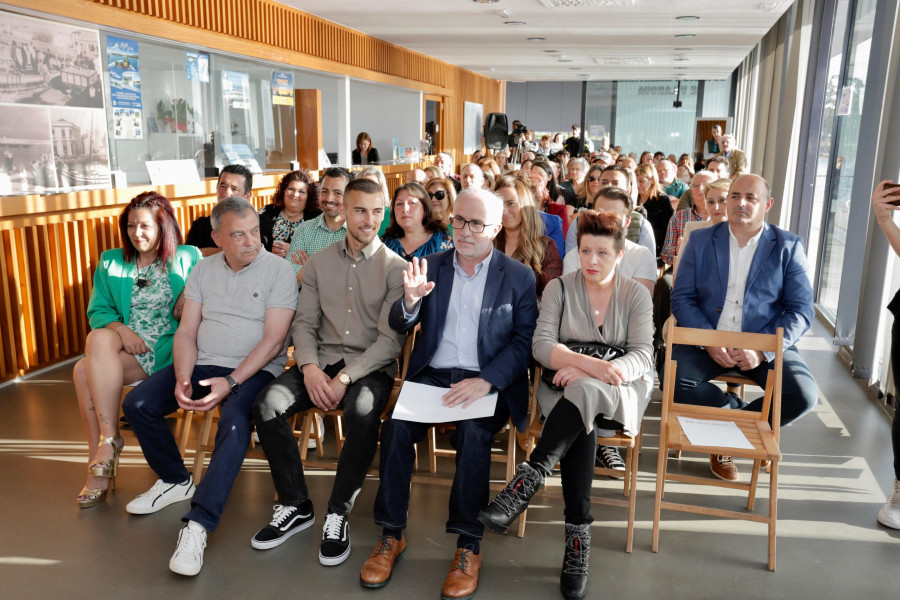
[450,215,490,233]
[428,190,447,201]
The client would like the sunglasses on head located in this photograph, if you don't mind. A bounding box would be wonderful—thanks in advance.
[428,190,447,201]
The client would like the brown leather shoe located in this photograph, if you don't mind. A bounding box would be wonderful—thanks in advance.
[441,548,482,600]
[710,454,739,481]
[360,535,406,588]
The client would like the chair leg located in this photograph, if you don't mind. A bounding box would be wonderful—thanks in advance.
[192,410,216,481]
[177,409,194,456]
[516,434,537,538]
[767,461,778,571]
[748,459,762,511]
[623,445,633,497]
[652,431,669,553]
[313,413,325,458]
[428,427,438,474]
[625,437,639,553]
[299,412,313,460]
[333,414,344,455]
[505,422,516,482]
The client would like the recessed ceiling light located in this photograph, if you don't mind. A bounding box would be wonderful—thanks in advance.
[505,20,527,25]
[473,0,500,3]
[676,15,700,20]
[543,49,561,53]
[558,59,574,63]
[527,37,546,41]
[675,47,692,51]
[674,57,689,61]
[675,34,696,38]
[674,67,688,71]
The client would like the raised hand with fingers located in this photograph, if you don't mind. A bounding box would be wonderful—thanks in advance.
[402,257,435,312]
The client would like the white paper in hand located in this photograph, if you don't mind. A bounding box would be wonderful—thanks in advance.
[393,381,498,423]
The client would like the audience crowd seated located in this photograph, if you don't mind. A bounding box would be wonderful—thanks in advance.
[73,124,822,600]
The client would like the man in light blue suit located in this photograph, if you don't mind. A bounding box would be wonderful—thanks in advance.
[360,188,538,599]
[670,174,817,481]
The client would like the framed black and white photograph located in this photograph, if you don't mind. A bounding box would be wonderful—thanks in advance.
[0,10,103,109]
[49,107,111,190]
[0,105,53,195]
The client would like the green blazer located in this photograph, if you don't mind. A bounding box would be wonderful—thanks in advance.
[87,246,202,373]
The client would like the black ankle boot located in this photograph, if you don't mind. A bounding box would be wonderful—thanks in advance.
[560,523,590,600]
[477,462,543,535]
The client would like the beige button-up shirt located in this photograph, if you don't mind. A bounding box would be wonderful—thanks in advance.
[291,237,407,381]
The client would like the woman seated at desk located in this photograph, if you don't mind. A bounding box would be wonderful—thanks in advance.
[74,192,202,508]
[381,182,452,261]
[478,210,653,600]
[352,131,381,165]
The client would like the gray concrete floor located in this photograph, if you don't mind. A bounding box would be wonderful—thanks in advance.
[1,317,898,599]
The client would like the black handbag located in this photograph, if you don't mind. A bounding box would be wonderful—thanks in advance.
[541,277,626,392]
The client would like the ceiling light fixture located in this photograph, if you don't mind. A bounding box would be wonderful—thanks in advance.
[676,15,700,20]
[505,20,527,25]
[472,0,500,3]
[675,34,696,38]
[527,37,546,41]
[543,49,561,53]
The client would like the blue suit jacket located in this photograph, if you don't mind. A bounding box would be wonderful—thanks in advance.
[389,249,538,432]
[671,222,813,357]
[539,211,565,260]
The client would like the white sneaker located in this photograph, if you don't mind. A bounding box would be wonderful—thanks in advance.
[308,414,325,450]
[127,476,195,515]
[169,521,207,576]
[877,479,900,529]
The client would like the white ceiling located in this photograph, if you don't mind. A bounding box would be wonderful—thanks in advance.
[277,0,796,82]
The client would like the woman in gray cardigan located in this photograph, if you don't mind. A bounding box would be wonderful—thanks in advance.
[478,210,653,600]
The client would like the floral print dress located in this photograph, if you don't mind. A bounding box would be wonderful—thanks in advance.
[127,260,174,375]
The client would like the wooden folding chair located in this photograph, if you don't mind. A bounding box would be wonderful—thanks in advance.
[516,366,642,552]
[652,320,783,571]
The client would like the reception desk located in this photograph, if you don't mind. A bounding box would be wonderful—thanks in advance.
[0,160,431,384]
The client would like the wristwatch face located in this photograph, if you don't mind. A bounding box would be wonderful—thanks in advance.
[339,372,351,385]
[226,376,240,393]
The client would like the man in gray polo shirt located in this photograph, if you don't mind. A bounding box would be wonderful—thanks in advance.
[250,178,407,567]
[123,196,297,577]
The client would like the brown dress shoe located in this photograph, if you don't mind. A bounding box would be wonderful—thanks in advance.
[710,454,739,481]
[360,535,406,588]
[441,548,482,600]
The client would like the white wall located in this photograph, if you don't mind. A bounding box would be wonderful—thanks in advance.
[349,80,420,161]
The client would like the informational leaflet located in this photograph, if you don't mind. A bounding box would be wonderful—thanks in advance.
[272,71,294,106]
[392,381,498,424]
[222,70,250,110]
[186,51,210,83]
[107,36,142,139]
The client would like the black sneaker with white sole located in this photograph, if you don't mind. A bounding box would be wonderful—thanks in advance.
[319,512,351,566]
[251,501,315,550]
[596,445,626,471]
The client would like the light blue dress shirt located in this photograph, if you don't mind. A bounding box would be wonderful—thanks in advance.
[403,250,493,371]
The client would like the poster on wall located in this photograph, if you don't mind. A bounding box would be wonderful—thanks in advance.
[0,11,110,195]
[0,11,103,108]
[186,51,209,83]
[463,101,484,155]
[106,36,142,139]
[272,71,294,106]
[222,70,250,110]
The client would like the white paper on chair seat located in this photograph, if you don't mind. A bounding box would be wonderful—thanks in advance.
[393,381,498,423]
[677,416,754,450]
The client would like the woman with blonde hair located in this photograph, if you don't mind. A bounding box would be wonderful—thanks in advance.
[494,174,562,298]
[635,162,673,259]
[478,157,501,179]
[425,177,456,228]
[423,165,444,184]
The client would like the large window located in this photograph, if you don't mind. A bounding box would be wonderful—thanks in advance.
[814,0,876,320]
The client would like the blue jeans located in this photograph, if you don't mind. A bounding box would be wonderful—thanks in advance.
[669,344,817,426]
[122,364,274,532]
[373,367,511,541]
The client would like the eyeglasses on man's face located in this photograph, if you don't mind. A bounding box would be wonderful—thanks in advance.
[450,215,490,233]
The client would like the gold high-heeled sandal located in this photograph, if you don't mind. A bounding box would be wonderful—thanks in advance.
[89,435,124,479]
[76,486,108,509]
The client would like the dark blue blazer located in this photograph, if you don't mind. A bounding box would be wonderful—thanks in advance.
[539,211,565,260]
[671,222,814,356]
[389,249,538,431]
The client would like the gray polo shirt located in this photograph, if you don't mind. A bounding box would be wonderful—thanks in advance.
[184,248,298,377]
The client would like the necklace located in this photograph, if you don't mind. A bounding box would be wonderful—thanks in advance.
[135,257,156,290]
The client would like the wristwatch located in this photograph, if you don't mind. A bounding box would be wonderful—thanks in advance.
[225,375,241,394]
[337,371,352,386]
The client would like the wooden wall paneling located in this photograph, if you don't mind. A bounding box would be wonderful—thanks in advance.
[25,227,50,366]
[72,219,91,348]
[0,232,13,379]
[48,223,71,357]
[11,229,35,372]
[296,89,323,171]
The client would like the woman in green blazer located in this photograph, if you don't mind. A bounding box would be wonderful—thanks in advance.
[74,191,201,508]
